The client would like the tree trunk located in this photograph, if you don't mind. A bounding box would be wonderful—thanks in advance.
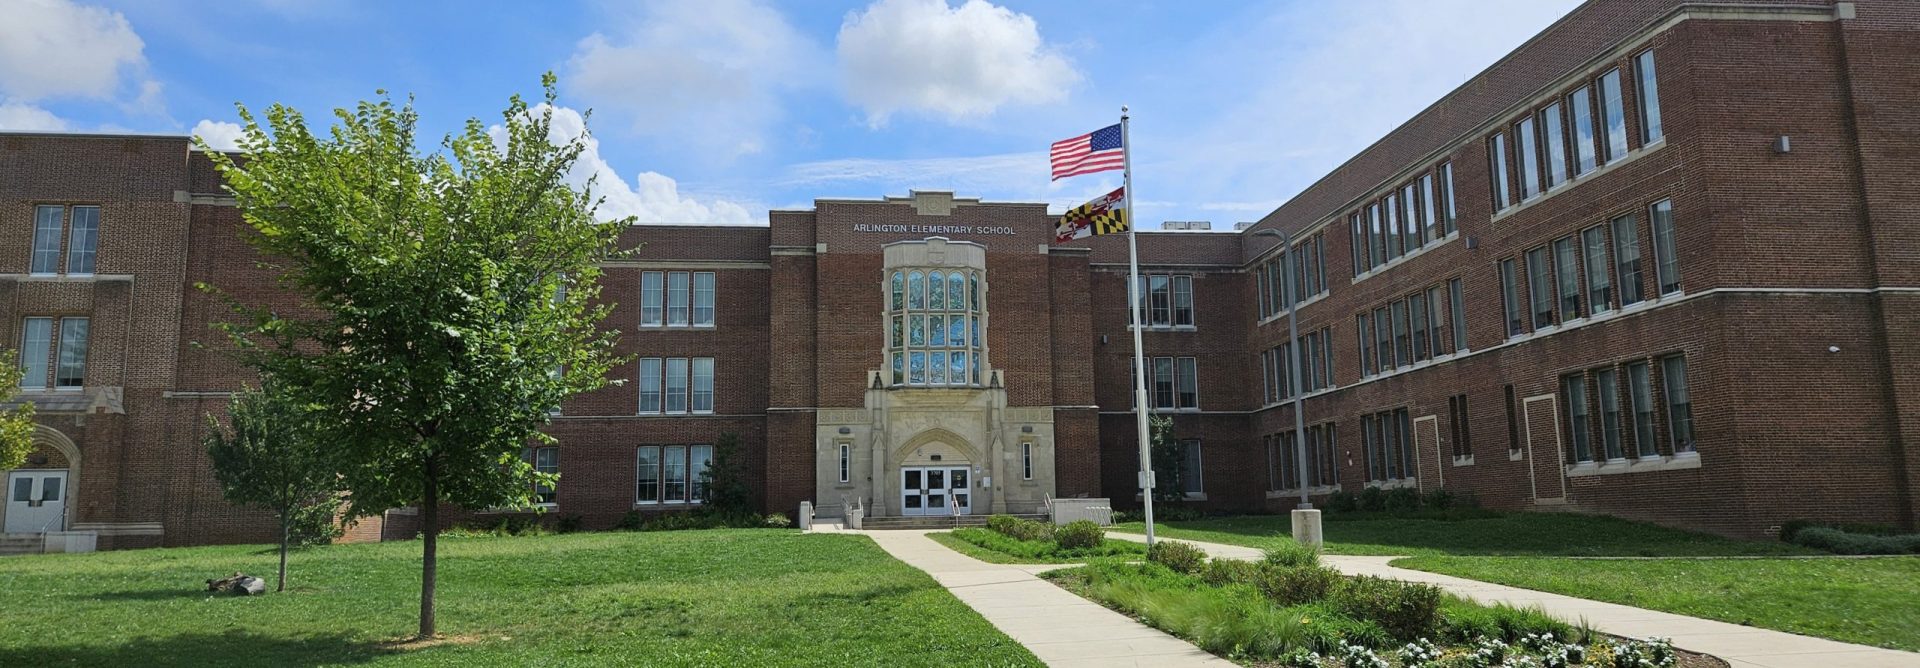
[418,456,439,639]
[277,515,290,592]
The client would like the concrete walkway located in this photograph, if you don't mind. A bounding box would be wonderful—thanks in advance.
[1109,532,1920,668]
[857,529,1236,668]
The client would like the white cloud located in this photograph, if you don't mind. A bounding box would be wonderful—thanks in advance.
[0,0,151,102]
[493,104,756,225]
[780,151,1043,192]
[0,101,69,131]
[837,0,1078,125]
[190,119,244,151]
[564,0,820,160]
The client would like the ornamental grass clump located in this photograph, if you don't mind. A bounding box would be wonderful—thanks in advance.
[986,514,1053,542]
[1147,540,1209,574]
[1264,537,1321,568]
[1255,564,1342,606]
[1330,575,1444,641]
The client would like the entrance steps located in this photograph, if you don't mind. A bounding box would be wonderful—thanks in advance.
[0,533,46,556]
[859,513,1048,531]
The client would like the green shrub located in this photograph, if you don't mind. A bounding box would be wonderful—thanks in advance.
[1383,487,1421,513]
[763,513,793,528]
[1331,575,1443,640]
[1199,558,1261,587]
[1324,490,1358,513]
[952,527,1145,561]
[1264,537,1321,568]
[1157,505,1205,522]
[1439,596,1571,643]
[614,510,644,531]
[1356,486,1387,512]
[1777,519,1817,543]
[1422,487,1455,510]
[1056,520,1105,549]
[986,514,1054,542]
[555,514,586,534]
[1791,527,1920,555]
[1084,567,1313,657]
[1255,564,1342,606]
[1147,540,1208,574]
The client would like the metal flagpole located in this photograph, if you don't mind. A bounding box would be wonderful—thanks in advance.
[1120,106,1155,547]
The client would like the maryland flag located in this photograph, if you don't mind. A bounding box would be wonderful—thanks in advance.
[1054,187,1129,244]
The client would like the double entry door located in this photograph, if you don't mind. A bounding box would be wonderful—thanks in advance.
[901,466,971,516]
[5,470,67,533]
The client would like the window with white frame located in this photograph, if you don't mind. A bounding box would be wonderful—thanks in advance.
[1361,408,1413,483]
[1635,50,1663,144]
[838,443,851,483]
[17,316,88,390]
[640,271,714,328]
[1598,68,1629,163]
[525,446,558,504]
[1135,356,1200,410]
[1612,214,1645,306]
[1662,355,1694,454]
[1271,423,1338,491]
[1489,133,1512,211]
[1181,439,1203,496]
[636,444,710,504]
[29,205,101,276]
[637,357,713,414]
[1649,199,1680,295]
[1137,273,1196,327]
[889,268,985,386]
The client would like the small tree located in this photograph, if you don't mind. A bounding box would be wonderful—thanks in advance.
[203,74,628,638]
[699,432,756,518]
[1149,414,1186,505]
[205,380,341,592]
[0,351,35,471]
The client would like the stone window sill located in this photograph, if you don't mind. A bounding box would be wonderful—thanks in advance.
[1565,453,1700,477]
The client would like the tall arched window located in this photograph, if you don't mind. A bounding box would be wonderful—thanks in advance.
[890,267,985,387]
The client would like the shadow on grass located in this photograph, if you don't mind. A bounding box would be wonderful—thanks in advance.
[0,631,395,668]
[83,588,222,602]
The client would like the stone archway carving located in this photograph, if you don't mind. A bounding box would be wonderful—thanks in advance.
[892,427,982,464]
[18,425,82,530]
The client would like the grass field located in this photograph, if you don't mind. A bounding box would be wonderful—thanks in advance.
[1397,555,1920,652]
[1113,512,1817,557]
[0,530,1040,667]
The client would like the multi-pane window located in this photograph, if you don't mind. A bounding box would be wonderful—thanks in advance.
[1401,183,1423,248]
[1635,50,1663,144]
[1563,374,1592,463]
[1425,285,1447,359]
[1447,394,1472,459]
[635,444,711,504]
[1022,442,1034,480]
[1649,199,1680,295]
[1515,117,1541,200]
[1500,259,1524,337]
[1139,273,1196,326]
[30,205,103,276]
[641,272,664,326]
[1257,235,1324,318]
[1438,162,1458,234]
[1489,133,1512,210]
[1599,68,1629,163]
[1418,176,1438,244]
[1271,424,1338,491]
[1526,247,1554,330]
[526,447,558,504]
[1448,279,1467,352]
[1270,328,1334,396]
[890,268,985,386]
[17,317,87,390]
[1361,408,1413,483]
[1569,85,1598,176]
[1662,356,1695,453]
[1565,356,1696,463]
[1355,315,1373,377]
[1410,291,1430,363]
[1582,226,1613,313]
[1143,356,1200,410]
[1368,203,1387,269]
[641,271,714,327]
[839,443,852,483]
[1349,212,1367,278]
[1612,214,1645,306]
[1180,440,1204,496]
[1384,193,1403,259]
[1541,102,1569,189]
[1391,300,1410,368]
[1596,368,1623,460]
[637,357,713,414]
[1553,236,1581,321]
[1373,307,1391,374]
[1628,361,1658,457]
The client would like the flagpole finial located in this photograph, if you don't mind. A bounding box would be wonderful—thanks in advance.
[1121,104,1129,116]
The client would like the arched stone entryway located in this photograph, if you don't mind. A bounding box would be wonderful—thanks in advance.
[893,428,981,516]
[3,425,80,533]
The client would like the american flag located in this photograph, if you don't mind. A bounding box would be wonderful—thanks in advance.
[1050,123,1124,180]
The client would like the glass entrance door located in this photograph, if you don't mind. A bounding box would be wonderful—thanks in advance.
[900,467,972,516]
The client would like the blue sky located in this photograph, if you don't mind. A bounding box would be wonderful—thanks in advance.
[0,0,1580,226]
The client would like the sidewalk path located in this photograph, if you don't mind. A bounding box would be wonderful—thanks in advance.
[1109,532,1920,668]
[856,529,1237,668]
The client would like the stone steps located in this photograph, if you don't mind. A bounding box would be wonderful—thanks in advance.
[860,513,1048,530]
[0,534,48,556]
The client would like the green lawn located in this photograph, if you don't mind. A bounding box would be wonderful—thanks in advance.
[1397,555,1920,651]
[1114,512,1817,557]
[0,530,1040,667]
[929,529,1145,564]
